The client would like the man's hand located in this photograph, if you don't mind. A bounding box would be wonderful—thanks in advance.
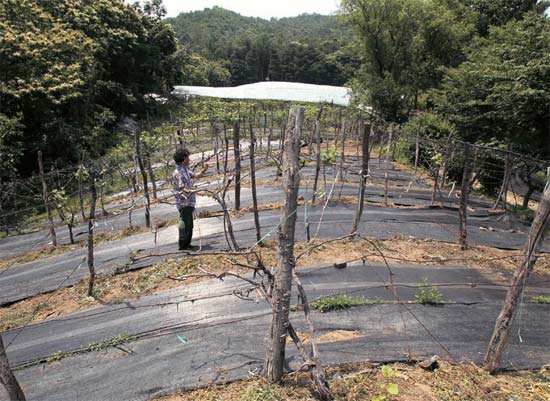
[195,162,209,179]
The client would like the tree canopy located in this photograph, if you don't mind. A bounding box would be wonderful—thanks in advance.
[433,12,550,158]
[0,0,182,177]
[166,7,359,86]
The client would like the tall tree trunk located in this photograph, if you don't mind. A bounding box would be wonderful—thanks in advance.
[0,334,26,401]
[38,151,57,246]
[265,107,303,382]
[233,121,241,211]
[87,172,97,297]
[458,143,473,250]
[135,129,151,228]
[484,183,550,373]
[351,119,371,237]
[249,122,261,241]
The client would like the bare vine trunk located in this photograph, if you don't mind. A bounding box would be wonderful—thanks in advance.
[0,334,25,401]
[350,119,371,237]
[265,107,303,382]
[87,172,97,297]
[249,122,261,241]
[458,143,473,250]
[38,151,57,246]
[484,183,550,373]
[233,121,241,211]
[135,129,151,227]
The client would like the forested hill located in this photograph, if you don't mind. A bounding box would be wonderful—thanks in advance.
[165,7,358,87]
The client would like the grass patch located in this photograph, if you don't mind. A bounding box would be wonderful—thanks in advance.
[17,332,137,370]
[531,295,550,304]
[311,294,375,313]
[415,277,445,305]
[239,384,281,401]
[507,204,536,221]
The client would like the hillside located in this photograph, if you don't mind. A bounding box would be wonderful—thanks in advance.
[165,7,358,86]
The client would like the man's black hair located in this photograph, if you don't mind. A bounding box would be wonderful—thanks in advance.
[174,148,190,164]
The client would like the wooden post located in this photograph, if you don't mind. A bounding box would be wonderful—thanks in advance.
[493,144,513,210]
[458,143,473,250]
[268,110,273,156]
[0,334,26,401]
[249,122,261,242]
[414,133,420,173]
[484,183,550,373]
[430,162,440,206]
[350,119,370,237]
[441,136,453,188]
[38,151,57,246]
[312,108,324,205]
[233,121,241,211]
[135,129,151,228]
[384,126,391,206]
[87,172,97,297]
[385,124,393,162]
[144,144,158,200]
[265,107,303,382]
[223,124,229,174]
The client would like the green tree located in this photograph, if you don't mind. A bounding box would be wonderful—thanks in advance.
[0,114,23,179]
[342,0,474,121]
[0,0,181,175]
[462,0,550,36]
[433,12,550,158]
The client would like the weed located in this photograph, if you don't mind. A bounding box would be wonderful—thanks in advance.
[311,294,368,313]
[415,277,445,305]
[508,204,535,221]
[531,295,550,304]
[372,365,399,401]
[17,332,138,370]
[239,384,281,401]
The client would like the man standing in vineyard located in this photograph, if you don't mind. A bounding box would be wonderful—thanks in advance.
[172,148,208,250]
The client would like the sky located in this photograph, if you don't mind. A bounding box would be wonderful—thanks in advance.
[161,0,341,19]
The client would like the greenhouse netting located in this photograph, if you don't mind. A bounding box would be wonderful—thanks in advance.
[172,81,352,106]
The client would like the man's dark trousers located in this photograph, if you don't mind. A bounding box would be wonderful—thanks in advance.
[178,206,194,250]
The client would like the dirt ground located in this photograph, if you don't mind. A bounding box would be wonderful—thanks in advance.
[154,361,550,401]
[2,235,548,332]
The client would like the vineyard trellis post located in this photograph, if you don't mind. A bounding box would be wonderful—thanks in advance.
[38,151,57,247]
[249,121,261,241]
[350,118,371,238]
[311,108,323,205]
[233,120,241,211]
[265,106,303,382]
[493,144,513,210]
[87,171,97,297]
[484,182,550,373]
[0,334,26,401]
[414,133,420,173]
[134,128,151,228]
[458,142,473,250]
